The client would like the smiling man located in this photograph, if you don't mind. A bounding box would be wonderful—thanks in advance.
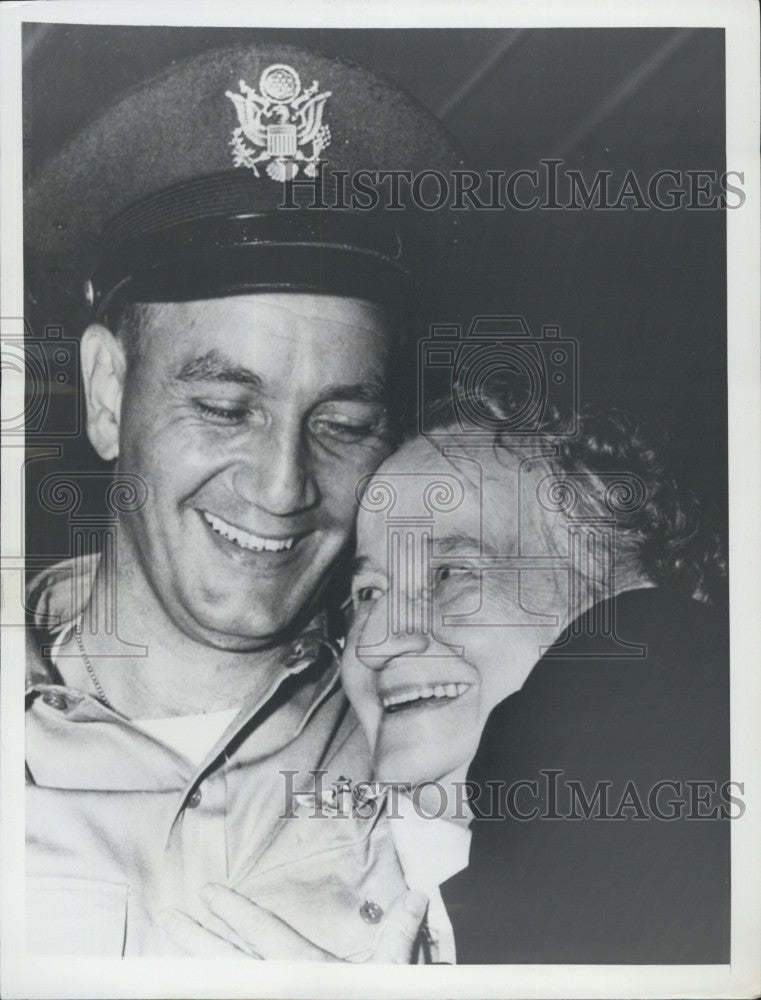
[60,293,394,718]
[24,43,462,956]
[88,294,393,670]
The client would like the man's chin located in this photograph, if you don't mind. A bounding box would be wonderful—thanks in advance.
[180,600,308,651]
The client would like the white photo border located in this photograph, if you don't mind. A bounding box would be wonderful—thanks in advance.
[1,1,759,997]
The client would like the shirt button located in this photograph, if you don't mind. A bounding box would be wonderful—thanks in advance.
[359,899,384,924]
[42,692,68,710]
[187,788,202,809]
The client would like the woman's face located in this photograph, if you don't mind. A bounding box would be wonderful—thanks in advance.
[341,436,569,786]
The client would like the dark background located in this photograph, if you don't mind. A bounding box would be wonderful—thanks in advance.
[22,24,727,568]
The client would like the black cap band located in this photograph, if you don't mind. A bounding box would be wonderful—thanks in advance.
[88,175,414,316]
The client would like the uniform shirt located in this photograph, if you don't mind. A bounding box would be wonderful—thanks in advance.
[26,555,406,958]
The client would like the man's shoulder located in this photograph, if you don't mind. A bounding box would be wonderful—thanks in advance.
[26,555,100,690]
[26,554,99,633]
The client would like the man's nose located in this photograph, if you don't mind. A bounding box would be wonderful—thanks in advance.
[232,427,319,515]
[354,588,432,669]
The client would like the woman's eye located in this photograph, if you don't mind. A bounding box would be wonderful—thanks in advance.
[356,585,383,602]
[433,565,473,586]
[350,579,386,609]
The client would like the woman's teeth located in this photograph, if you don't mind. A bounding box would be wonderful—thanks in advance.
[202,511,296,552]
[381,682,470,711]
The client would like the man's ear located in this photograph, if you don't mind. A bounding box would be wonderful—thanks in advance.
[80,324,127,461]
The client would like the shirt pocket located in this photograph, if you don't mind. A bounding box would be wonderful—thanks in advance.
[27,877,129,955]
[235,817,407,961]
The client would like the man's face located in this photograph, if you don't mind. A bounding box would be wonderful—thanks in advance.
[114,293,393,649]
[341,437,569,785]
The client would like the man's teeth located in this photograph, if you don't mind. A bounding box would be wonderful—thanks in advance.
[202,512,296,552]
[381,683,470,709]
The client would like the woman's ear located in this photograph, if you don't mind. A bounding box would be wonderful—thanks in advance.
[79,324,127,461]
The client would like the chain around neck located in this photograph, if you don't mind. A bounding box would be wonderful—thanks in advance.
[74,615,114,710]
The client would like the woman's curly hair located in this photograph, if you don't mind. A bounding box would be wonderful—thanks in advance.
[419,389,727,606]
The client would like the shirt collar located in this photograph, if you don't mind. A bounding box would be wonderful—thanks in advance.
[390,792,471,965]
[26,553,340,693]
[391,791,472,893]
[25,553,343,771]
[28,553,100,635]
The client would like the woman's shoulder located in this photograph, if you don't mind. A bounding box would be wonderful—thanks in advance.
[471,586,728,780]
[517,585,724,698]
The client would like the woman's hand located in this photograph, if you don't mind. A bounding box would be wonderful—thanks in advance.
[160,884,428,962]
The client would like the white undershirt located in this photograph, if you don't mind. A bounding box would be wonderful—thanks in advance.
[390,792,472,964]
[132,708,239,766]
[49,624,239,768]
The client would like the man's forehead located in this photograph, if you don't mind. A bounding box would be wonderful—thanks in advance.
[134,292,391,334]
[127,293,393,375]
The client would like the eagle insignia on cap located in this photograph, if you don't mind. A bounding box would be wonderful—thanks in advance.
[226,65,332,182]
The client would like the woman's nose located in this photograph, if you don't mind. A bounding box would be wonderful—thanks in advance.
[353,588,432,670]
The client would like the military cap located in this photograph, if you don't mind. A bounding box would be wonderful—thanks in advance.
[24,42,465,329]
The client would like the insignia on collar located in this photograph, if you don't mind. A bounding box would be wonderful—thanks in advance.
[226,64,332,182]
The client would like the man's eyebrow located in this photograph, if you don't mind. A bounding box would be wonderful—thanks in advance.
[315,375,388,405]
[175,350,261,387]
[174,356,386,400]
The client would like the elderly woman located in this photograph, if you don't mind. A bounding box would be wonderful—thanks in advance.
[342,392,729,964]
[166,391,728,963]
